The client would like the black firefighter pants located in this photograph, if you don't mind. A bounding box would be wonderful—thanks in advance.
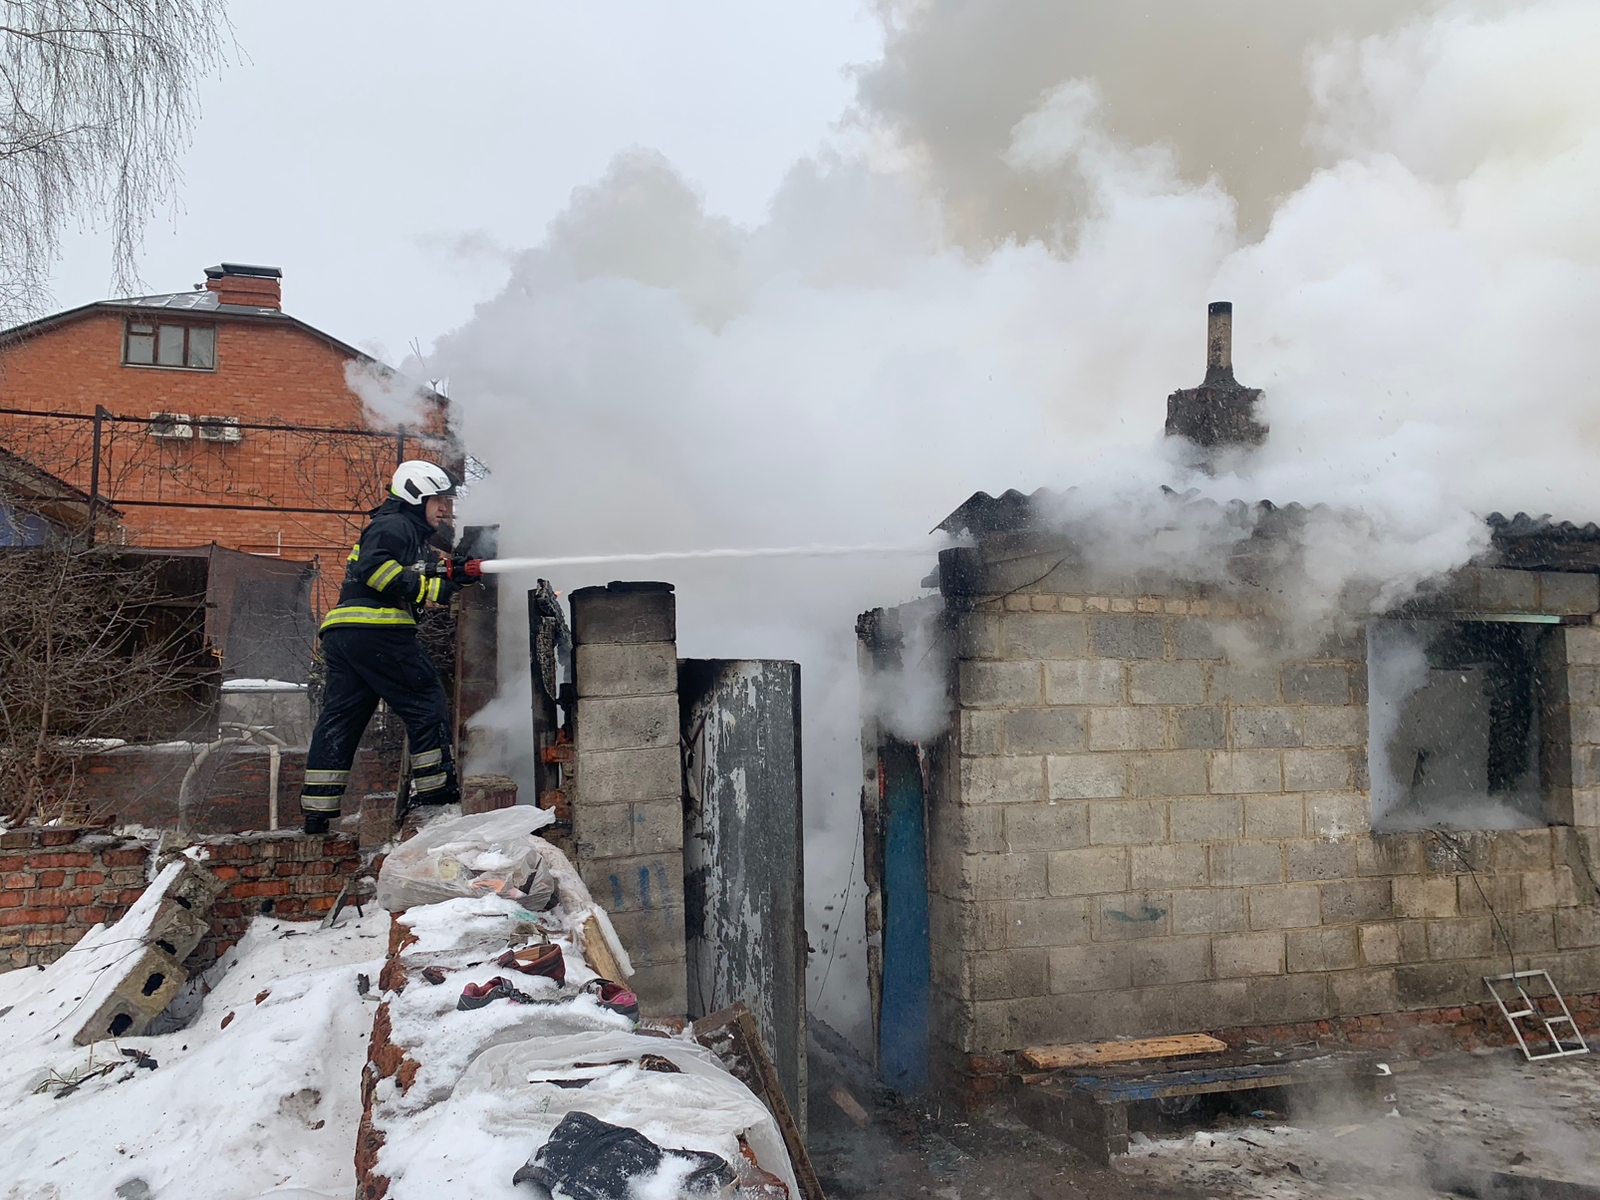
[301,626,459,819]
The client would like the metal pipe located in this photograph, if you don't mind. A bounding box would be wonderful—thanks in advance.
[268,743,281,831]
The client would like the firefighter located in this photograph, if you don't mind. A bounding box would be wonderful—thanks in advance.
[300,459,484,833]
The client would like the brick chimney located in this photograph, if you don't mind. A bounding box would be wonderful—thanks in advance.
[1164,301,1268,452]
[203,263,282,309]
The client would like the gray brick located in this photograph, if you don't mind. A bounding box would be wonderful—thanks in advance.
[962,755,1045,804]
[1247,973,1330,1023]
[1286,838,1357,881]
[1210,841,1283,886]
[1287,926,1358,972]
[581,853,684,917]
[1210,664,1279,704]
[1555,906,1600,949]
[1248,884,1323,929]
[1284,749,1352,792]
[1130,936,1211,986]
[1088,614,1164,660]
[1047,847,1129,895]
[1565,626,1600,665]
[956,612,1002,659]
[1169,796,1243,842]
[971,949,1048,1000]
[1171,620,1225,660]
[1282,664,1350,705]
[1006,708,1089,754]
[1245,795,1304,839]
[1004,613,1088,659]
[574,801,635,860]
[577,694,680,751]
[1231,707,1302,748]
[960,853,1048,902]
[1356,834,1424,876]
[1174,706,1226,749]
[1322,878,1394,924]
[1302,706,1366,748]
[1170,887,1248,934]
[959,660,1042,707]
[1048,943,1130,993]
[960,709,1005,756]
[577,744,682,803]
[1130,662,1206,705]
[1425,917,1495,960]
[1171,979,1253,1029]
[1510,911,1557,953]
[574,641,677,697]
[1476,568,1539,611]
[1130,843,1208,889]
[1087,707,1164,751]
[1329,968,1398,1017]
[1213,931,1285,977]
[1307,791,1369,837]
[1130,751,1209,798]
[928,896,1007,951]
[630,798,684,855]
[930,803,1005,854]
[1092,892,1173,940]
[1488,827,1554,872]
[1087,799,1165,845]
[1047,754,1126,800]
[1004,898,1091,947]
[1004,802,1089,851]
[1209,751,1282,794]
[1045,660,1124,705]
[571,585,675,645]
[1359,923,1400,965]
[1396,960,1485,1007]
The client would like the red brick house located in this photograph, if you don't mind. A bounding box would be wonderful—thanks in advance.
[0,263,447,579]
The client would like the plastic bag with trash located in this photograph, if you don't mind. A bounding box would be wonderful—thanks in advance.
[377,806,557,911]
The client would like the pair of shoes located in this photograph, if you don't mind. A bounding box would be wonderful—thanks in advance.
[457,976,540,1010]
[497,943,565,985]
[584,979,639,1021]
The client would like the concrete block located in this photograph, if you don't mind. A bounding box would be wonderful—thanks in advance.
[1048,754,1127,800]
[1395,960,1487,1007]
[359,791,400,849]
[1209,751,1282,794]
[1168,797,1243,843]
[1209,664,1280,704]
[1088,614,1164,660]
[1006,708,1088,754]
[1170,887,1248,934]
[1282,664,1350,705]
[1086,799,1164,844]
[1130,843,1209,889]
[1286,838,1358,882]
[1555,906,1600,949]
[962,755,1045,804]
[1048,942,1131,993]
[931,803,1006,856]
[1171,620,1224,660]
[1003,613,1087,659]
[1564,625,1600,665]
[1231,707,1302,749]
[1044,659,1124,706]
[1212,931,1285,978]
[1425,917,1494,960]
[960,709,1006,756]
[1307,791,1370,838]
[1091,892,1173,940]
[1209,841,1283,886]
[577,745,681,803]
[575,802,635,859]
[1130,936,1211,986]
[167,859,226,912]
[1475,568,1539,612]
[74,944,187,1044]
[930,941,968,998]
[605,904,689,967]
[1397,920,1430,962]
[1329,968,1398,1017]
[1488,827,1554,872]
[1174,706,1226,749]
[1004,897,1091,948]
[580,853,684,916]
[1286,926,1358,972]
[1456,872,1522,918]
[960,853,1047,902]
[1359,923,1400,965]
[1004,802,1089,851]
[958,660,1042,707]
[1301,706,1366,748]
[1047,847,1129,896]
[629,798,684,856]
[1087,707,1164,752]
[576,694,679,752]
[1130,662,1205,705]
[1244,795,1304,840]
[1356,833,1424,876]
[574,641,677,697]
[1247,973,1330,1023]
[955,612,1002,659]
[626,960,690,1018]
[971,948,1048,1000]
[1247,884,1323,929]
[928,896,1007,952]
[1393,876,1458,919]
[1171,979,1252,1029]
[1284,749,1352,792]
[570,583,675,646]
[1523,867,1581,909]
[1130,751,1209,798]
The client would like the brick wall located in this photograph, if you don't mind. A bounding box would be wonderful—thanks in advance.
[0,825,361,972]
[929,545,1600,1090]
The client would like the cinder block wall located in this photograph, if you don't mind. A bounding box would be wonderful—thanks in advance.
[932,547,1600,1091]
[569,582,687,1014]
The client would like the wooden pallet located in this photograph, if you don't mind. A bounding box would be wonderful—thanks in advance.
[1016,1047,1383,1164]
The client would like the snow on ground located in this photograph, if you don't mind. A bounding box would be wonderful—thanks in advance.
[0,906,387,1200]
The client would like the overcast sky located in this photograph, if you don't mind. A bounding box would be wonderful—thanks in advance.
[48,0,879,363]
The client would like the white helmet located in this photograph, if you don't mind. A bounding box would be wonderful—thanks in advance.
[391,460,455,504]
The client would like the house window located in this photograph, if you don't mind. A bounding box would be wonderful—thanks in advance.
[124,320,216,370]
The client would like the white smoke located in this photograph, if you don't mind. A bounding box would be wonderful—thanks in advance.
[429,0,1600,1045]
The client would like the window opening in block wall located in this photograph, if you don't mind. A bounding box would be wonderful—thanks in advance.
[1369,618,1557,831]
[124,319,216,369]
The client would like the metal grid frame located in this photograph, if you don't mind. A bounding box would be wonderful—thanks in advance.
[1484,969,1590,1061]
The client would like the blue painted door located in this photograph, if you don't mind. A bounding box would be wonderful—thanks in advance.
[878,740,929,1091]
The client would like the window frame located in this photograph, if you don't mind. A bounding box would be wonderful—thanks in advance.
[122,318,218,372]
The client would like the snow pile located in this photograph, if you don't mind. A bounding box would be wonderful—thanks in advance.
[0,907,387,1199]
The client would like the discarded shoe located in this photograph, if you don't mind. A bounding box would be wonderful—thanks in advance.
[421,966,451,986]
[512,1110,734,1200]
[584,978,639,1021]
[496,943,565,985]
[457,976,540,1010]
